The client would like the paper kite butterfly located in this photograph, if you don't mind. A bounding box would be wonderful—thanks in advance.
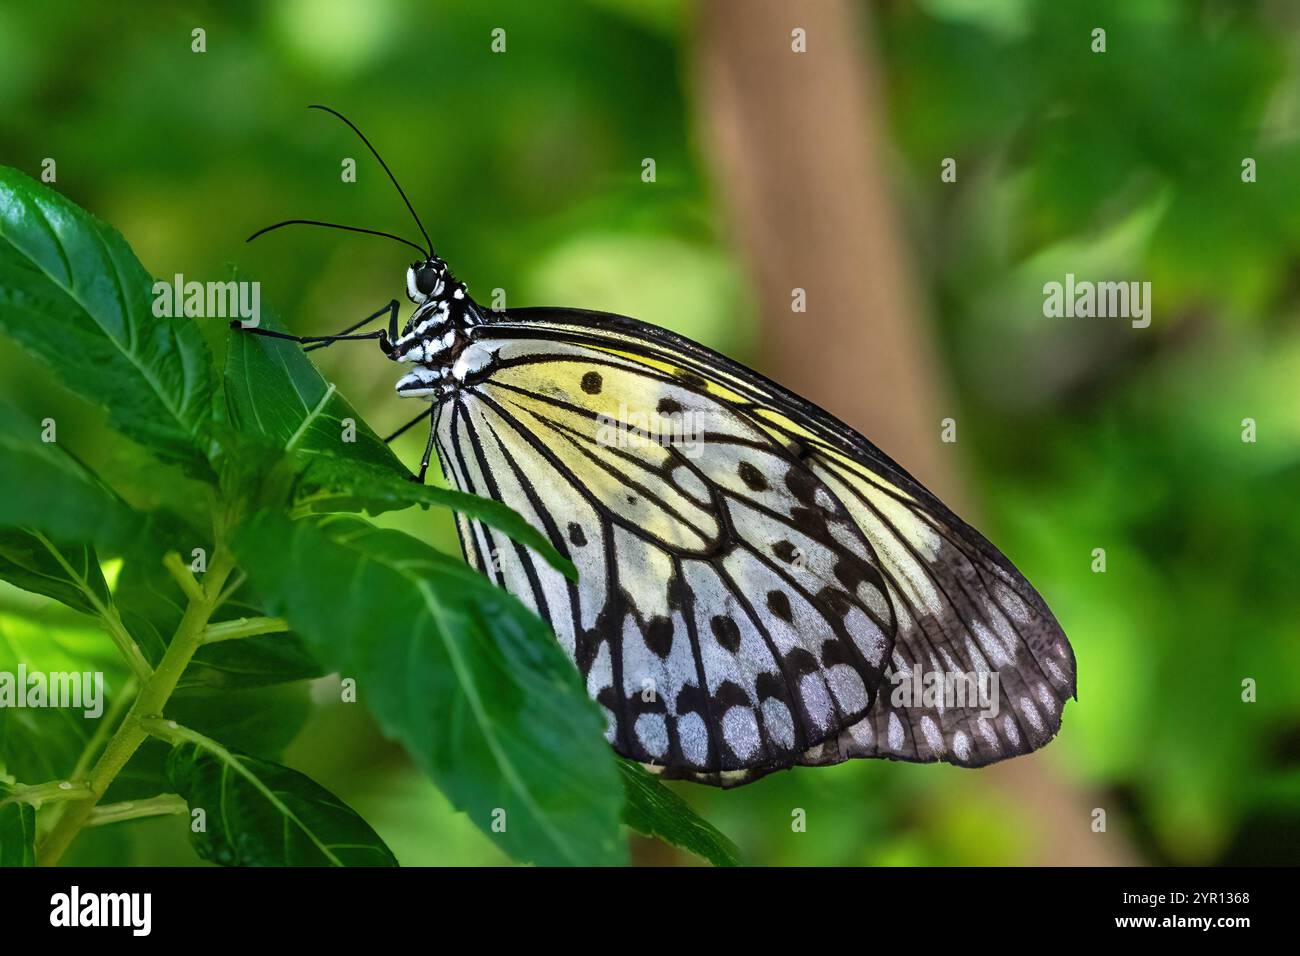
[241,107,1077,787]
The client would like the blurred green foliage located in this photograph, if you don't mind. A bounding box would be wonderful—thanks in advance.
[0,0,1296,865]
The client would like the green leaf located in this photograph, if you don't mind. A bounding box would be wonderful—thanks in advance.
[114,555,322,689]
[164,736,397,866]
[296,457,578,581]
[0,616,125,785]
[235,513,625,866]
[222,307,399,472]
[170,683,312,757]
[0,529,109,617]
[184,637,323,691]
[618,760,742,867]
[0,785,36,867]
[0,400,145,552]
[108,682,313,803]
[0,166,217,478]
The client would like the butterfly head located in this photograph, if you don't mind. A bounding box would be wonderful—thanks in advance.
[391,257,491,399]
[405,256,454,306]
[243,108,498,403]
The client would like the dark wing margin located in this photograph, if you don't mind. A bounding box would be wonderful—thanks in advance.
[802,448,1075,769]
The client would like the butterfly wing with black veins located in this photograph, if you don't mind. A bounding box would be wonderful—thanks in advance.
[432,307,1076,787]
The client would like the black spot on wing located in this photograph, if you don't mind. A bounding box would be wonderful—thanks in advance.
[784,466,822,507]
[815,586,856,619]
[675,682,709,718]
[783,647,820,677]
[737,460,768,491]
[772,539,799,563]
[710,614,742,653]
[755,672,787,703]
[713,680,750,708]
[766,589,792,622]
[645,615,674,658]
[790,507,830,540]
[819,638,854,668]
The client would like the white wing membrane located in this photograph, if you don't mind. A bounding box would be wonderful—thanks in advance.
[430,309,1076,786]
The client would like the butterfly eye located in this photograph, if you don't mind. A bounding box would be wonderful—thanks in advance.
[415,265,439,296]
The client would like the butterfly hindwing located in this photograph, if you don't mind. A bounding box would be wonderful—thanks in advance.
[434,308,1075,786]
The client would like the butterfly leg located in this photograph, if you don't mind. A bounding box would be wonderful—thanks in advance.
[383,406,433,444]
[303,300,400,352]
[409,411,437,484]
[229,300,400,354]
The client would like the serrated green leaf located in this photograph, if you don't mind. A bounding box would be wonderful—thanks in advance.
[235,513,625,866]
[170,682,313,757]
[0,529,109,617]
[223,303,399,472]
[0,616,125,786]
[165,738,397,866]
[296,457,578,581]
[0,166,217,478]
[108,682,313,804]
[0,784,37,867]
[0,400,146,553]
[618,760,742,867]
[183,636,323,691]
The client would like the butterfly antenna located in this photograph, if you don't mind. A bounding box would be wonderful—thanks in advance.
[246,219,429,257]
[308,104,434,258]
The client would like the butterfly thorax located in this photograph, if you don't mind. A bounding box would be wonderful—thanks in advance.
[390,258,492,401]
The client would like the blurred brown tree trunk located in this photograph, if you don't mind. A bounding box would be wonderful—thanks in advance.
[694,0,1134,866]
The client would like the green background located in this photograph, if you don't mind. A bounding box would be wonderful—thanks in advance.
[1,0,1296,865]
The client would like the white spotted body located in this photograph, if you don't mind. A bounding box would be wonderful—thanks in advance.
[390,259,496,400]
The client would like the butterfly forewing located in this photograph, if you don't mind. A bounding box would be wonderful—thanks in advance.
[434,308,1075,786]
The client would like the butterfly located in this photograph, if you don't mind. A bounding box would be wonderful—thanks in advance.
[243,107,1076,787]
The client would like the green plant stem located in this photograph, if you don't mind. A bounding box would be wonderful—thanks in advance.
[86,793,187,827]
[200,615,289,644]
[141,717,208,747]
[0,779,93,809]
[70,675,137,781]
[97,601,153,682]
[35,677,137,843]
[163,551,206,604]
[214,570,247,608]
[35,549,236,867]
